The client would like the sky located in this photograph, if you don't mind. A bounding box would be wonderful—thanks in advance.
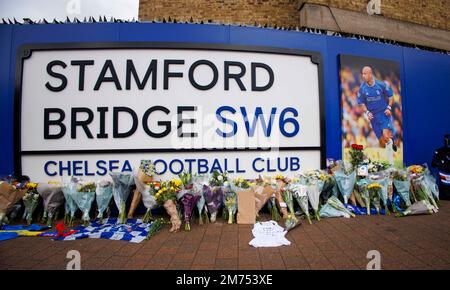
[0,0,139,22]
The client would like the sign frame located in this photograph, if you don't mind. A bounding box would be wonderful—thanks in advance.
[14,42,326,177]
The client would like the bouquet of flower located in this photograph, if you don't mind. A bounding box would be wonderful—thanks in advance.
[368,160,391,173]
[254,176,276,219]
[304,172,325,221]
[280,185,300,230]
[0,181,26,225]
[333,162,356,206]
[95,179,113,222]
[155,179,182,232]
[37,182,65,226]
[62,178,79,227]
[223,181,237,224]
[319,196,355,218]
[290,181,312,224]
[423,167,440,203]
[146,218,166,240]
[274,175,290,219]
[180,193,201,230]
[393,170,411,207]
[139,181,159,223]
[320,173,337,204]
[72,181,96,225]
[407,164,425,176]
[206,171,227,222]
[355,178,370,215]
[367,172,390,215]
[177,172,201,231]
[267,193,282,221]
[22,182,40,225]
[110,172,135,224]
[128,160,157,219]
[133,166,159,223]
[396,200,437,217]
[193,174,209,224]
[367,183,382,214]
[411,175,439,209]
[349,144,366,170]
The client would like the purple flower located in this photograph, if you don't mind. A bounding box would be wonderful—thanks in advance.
[203,185,223,214]
[181,193,201,230]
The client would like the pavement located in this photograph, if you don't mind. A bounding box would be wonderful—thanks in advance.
[1,201,450,270]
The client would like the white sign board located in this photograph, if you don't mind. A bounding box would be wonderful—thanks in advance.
[17,44,324,180]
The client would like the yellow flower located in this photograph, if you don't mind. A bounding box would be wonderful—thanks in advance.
[275,174,285,180]
[368,183,381,189]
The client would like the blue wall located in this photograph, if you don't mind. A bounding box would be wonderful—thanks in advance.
[0,23,449,176]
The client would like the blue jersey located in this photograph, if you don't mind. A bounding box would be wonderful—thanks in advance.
[357,79,393,114]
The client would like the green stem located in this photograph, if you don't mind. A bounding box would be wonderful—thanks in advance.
[120,202,126,224]
[41,211,48,224]
[385,205,390,215]
[306,215,312,225]
[198,210,203,225]
[46,215,53,227]
[315,211,321,221]
[143,209,153,223]
[228,209,233,224]
[185,222,191,231]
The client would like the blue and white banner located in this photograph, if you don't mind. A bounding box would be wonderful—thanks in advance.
[58,218,152,243]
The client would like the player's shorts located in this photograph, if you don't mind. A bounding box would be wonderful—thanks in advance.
[370,111,394,139]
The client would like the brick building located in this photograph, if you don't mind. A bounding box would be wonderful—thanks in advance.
[139,0,450,51]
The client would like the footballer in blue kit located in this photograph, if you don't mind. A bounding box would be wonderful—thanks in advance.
[357,66,397,152]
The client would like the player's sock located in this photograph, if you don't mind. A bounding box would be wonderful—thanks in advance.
[386,138,397,152]
[386,140,395,166]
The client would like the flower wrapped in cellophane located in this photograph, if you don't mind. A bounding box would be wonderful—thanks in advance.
[155,179,182,232]
[206,170,227,223]
[133,166,159,223]
[223,181,237,224]
[407,164,439,208]
[0,181,26,225]
[320,173,337,205]
[38,182,65,226]
[395,200,437,217]
[254,176,276,219]
[303,171,325,221]
[280,184,300,230]
[349,144,366,171]
[319,196,355,218]
[110,172,135,224]
[367,171,391,215]
[274,175,290,219]
[177,172,201,231]
[423,166,440,204]
[410,175,439,209]
[62,178,79,227]
[356,178,371,215]
[333,161,356,206]
[73,181,96,226]
[22,182,40,225]
[267,194,281,221]
[129,160,157,219]
[289,180,311,224]
[95,179,113,222]
[392,170,411,207]
[367,183,382,214]
[193,174,209,225]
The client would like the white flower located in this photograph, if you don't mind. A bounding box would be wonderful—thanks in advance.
[218,175,223,181]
